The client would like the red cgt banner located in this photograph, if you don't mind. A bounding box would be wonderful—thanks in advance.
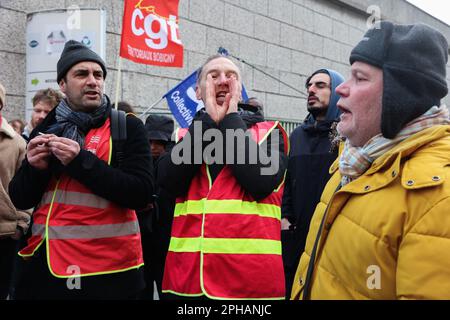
[120,0,183,67]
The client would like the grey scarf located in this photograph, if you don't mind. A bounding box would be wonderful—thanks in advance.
[47,95,109,147]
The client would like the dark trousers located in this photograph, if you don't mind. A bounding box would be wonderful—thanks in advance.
[283,263,297,300]
[0,237,18,299]
[139,229,155,300]
[281,229,301,300]
[139,229,169,300]
[13,245,145,300]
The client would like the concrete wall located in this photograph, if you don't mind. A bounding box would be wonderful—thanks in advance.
[1,0,449,124]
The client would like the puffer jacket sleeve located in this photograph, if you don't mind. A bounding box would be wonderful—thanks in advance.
[396,196,450,299]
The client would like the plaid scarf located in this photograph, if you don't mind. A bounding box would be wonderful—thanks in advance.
[46,95,109,148]
[339,105,450,186]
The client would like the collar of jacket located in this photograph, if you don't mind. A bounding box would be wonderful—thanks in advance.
[0,117,17,139]
[329,125,450,193]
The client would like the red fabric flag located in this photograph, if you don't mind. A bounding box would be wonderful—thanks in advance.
[120,0,183,67]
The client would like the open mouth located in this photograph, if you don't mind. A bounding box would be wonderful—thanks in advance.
[84,90,99,99]
[337,104,351,115]
[216,91,228,104]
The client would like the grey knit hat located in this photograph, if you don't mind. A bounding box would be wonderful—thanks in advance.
[57,40,107,83]
[350,21,448,139]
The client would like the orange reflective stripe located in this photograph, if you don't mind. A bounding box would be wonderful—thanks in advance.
[32,221,140,240]
[40,190,110,209]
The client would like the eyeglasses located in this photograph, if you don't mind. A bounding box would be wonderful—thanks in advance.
[306,81,330,90]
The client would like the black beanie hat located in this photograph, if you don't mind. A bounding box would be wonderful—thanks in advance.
[350,21,448,139]
[145,115,174,142]
[57,40,107,83]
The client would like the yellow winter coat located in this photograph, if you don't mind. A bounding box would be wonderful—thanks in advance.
[291,125,450,300]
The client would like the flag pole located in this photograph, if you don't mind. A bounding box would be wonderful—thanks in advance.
[114,57,123,110]
[139,96,165,120]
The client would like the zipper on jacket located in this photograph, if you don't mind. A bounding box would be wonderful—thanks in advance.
[302,183,342,300]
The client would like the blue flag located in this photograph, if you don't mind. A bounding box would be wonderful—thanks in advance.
[164,70,249,128]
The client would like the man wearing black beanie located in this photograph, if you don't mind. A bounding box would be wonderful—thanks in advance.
[291,21,450,300]
[9,40,153,299]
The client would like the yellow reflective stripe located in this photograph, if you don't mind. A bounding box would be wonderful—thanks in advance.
[108,136,112,165]
[161,290,204,297]
[274,170,286,193]
[169,237,281,255]
[174,200,204,216]
[18,238,45,258]
[19,222,47,258]
[174,199,281,220]
[258,121,278,145]
[45,180,59,277]
[169,236,201,252]
[40,190,110,209]
[205,165,212,189]
[50,261,145,279]
[161,289,284,301]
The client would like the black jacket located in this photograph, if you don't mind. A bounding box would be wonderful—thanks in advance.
[8,104,153,299]
[281,121,338,264]
[158,107,288,201]
[9,107,154,211]
[281,69,344,273]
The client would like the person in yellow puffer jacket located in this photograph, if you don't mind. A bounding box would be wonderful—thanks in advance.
[291,21,450,300]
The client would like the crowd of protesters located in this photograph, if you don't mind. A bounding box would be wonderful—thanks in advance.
[0,20,449,300]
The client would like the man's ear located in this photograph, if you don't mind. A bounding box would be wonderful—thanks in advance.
[195,85,201,100]
[59,79,66,94]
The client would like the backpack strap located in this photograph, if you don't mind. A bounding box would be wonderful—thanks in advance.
[110,108,127,168]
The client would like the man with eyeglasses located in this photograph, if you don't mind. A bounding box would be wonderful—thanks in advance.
[281,68,344,298]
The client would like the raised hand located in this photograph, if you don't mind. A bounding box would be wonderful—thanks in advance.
[204,73,242,124]
[48,136,81,166]
[224,75,241,115]
[27,134,53,170]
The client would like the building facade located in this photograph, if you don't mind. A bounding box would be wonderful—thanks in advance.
[1,0,449,130]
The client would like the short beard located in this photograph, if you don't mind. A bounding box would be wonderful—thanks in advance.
[307,105,327,119]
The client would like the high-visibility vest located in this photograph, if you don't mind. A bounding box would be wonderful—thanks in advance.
[162,121,288,299]
[19,118,144,278]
